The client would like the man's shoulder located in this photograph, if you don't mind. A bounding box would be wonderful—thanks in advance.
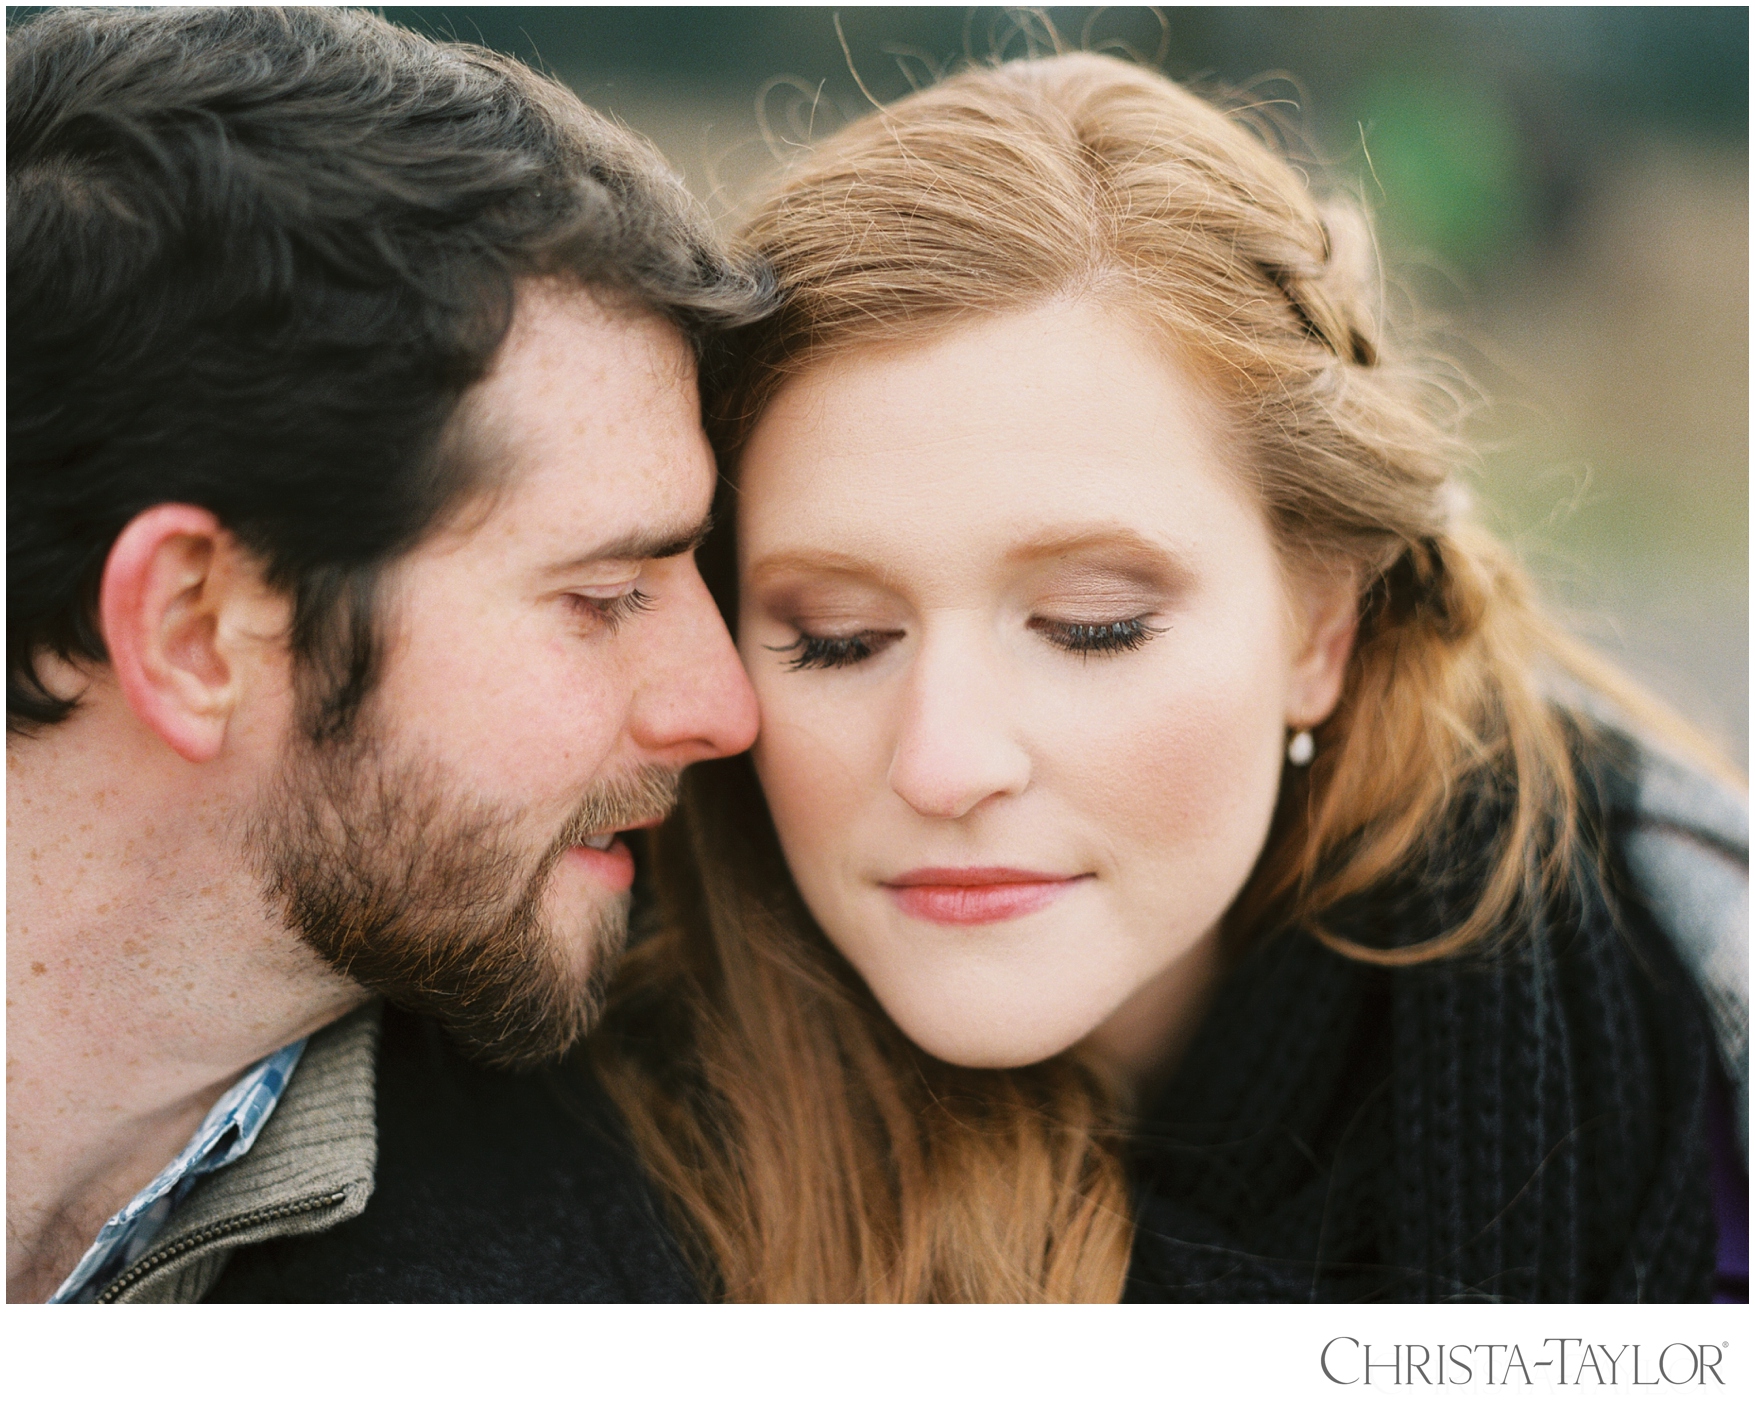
[207,1003,700,1303]
[103,1003,380,1303]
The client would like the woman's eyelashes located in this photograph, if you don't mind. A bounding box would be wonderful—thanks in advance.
[1030,615,1163,657]
[565,587,655,634]
[771,628,905,671]
[770,615,1163,671]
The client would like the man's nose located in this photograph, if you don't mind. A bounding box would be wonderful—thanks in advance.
[626,557,759,764]
[885,628,1031,820]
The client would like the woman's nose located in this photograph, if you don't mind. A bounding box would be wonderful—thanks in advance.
[885,632,1032,819]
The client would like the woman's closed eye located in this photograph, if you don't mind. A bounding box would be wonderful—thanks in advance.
[1030,615,1163,657]
[770,616,1162,670]
[770,628,906,672]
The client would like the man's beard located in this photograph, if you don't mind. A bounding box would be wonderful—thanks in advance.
[248,724,678,1071]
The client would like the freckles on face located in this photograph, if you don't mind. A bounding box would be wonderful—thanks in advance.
[736,301,1311,1069]
[357,285,716,844]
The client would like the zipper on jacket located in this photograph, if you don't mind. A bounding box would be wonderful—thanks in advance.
[93,1189,347,1304]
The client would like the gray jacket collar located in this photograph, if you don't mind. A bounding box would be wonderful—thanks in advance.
[98,1002,380,1303]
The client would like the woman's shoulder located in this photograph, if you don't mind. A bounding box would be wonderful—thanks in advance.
[1582,723,1748,1162]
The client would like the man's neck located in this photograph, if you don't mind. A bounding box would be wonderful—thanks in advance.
[5,724,362,1302]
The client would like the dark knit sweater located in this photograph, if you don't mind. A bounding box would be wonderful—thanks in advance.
[1124,738,1717,1302]
[207,1002,699,1302]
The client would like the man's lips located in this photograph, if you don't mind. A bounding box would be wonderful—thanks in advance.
[565,816,666,890]
[881,867,1089,925]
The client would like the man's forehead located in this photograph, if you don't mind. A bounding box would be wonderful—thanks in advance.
[457,282,700,468]
[491,279,696,396]
[439,281,712,561]
[457,437,715,571]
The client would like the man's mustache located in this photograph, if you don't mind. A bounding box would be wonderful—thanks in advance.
[556,764,682,849]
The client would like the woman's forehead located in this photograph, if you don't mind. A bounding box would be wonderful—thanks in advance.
[735,303,1267,569]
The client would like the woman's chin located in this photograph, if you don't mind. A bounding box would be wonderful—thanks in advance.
[883,996,1102,1070]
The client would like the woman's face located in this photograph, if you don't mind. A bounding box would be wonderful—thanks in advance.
[736,301,1355,1069]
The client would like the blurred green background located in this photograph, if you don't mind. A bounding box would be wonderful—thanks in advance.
[380,6,1748,762]
[21,6,1746,764]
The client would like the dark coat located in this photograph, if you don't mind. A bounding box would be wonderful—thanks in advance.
[208,1001,699,1303]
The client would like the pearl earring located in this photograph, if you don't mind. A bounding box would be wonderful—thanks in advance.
[1287,729,1315,766]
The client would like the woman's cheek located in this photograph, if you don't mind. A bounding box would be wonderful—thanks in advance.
[1062,625,1288,905]
[750,689,875,896]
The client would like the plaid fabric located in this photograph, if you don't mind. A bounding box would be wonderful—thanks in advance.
[51,1039,307,1304]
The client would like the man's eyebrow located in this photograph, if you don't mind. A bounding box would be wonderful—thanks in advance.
[543,515,714,573]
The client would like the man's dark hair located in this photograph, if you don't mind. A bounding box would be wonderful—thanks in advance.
[8,6,769,738]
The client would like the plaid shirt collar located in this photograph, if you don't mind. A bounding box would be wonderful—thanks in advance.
[50,1039,307,1304]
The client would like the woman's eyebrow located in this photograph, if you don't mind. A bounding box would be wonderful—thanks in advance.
[743,549,908,593]
[1005,526,1189,582]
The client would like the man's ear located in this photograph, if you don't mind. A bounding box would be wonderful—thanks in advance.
[1285,564,1360,731]
[99,504,288,763]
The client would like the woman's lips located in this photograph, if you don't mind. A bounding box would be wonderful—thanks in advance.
[882,867,1087,925]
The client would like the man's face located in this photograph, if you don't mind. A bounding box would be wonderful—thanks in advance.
[252,283,758,1067]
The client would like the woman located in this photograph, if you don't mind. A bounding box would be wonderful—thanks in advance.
[593,53,1739,1301]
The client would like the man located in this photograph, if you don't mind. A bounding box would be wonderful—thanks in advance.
[8,7,763,1302]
